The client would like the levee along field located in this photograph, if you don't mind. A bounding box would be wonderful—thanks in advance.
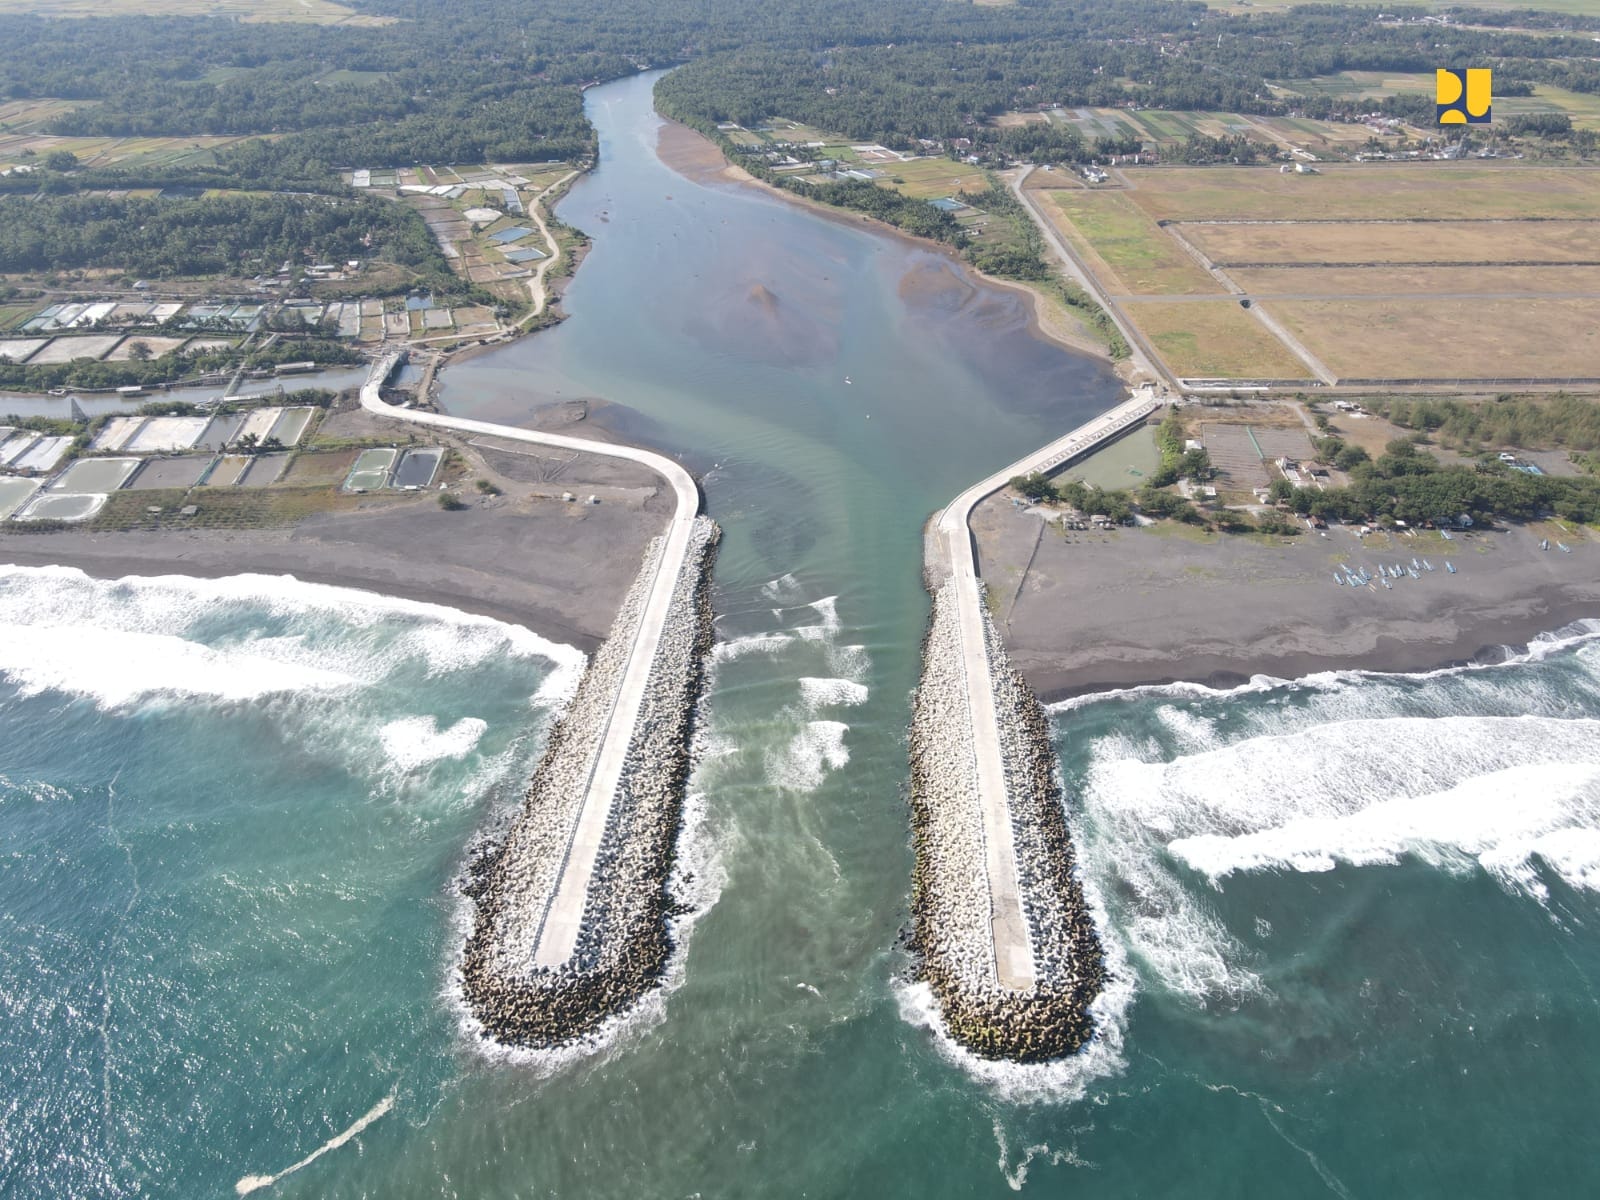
[1031,163,1600,386]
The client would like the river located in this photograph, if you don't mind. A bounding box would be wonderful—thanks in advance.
[4,68,1600,1199]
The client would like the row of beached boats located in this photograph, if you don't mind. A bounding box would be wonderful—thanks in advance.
[1333,555,1456,589]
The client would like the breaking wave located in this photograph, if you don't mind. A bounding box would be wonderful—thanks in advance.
[0,566,583,711]
[1068,632,1600,1008]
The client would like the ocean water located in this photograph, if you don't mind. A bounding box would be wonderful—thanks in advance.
[4,70,1600,1198]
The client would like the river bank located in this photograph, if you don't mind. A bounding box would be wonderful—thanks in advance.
[972,490,1600,700]
[653,119,1112,363]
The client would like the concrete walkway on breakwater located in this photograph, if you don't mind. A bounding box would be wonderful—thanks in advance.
[359,353,700,969]
[932,388,1161,990]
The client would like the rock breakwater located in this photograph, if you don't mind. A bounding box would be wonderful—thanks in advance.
[908,580,1104,1062]
[460,515,720,1047]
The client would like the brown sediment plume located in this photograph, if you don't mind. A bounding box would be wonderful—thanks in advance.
[459,517,720,1047]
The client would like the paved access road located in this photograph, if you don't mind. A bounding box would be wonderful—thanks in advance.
[934,390,1160,991]
[360,354,700,969]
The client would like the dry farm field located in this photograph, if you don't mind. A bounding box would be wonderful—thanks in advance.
[1272,298,1600,381]
[1180,220,1600,266]
[1036,162,1600,383]
[1048,190,1220,294]
[1123,299,1314,379]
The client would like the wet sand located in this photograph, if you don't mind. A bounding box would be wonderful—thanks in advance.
[0,408,673,652]
[972,492,1600,700]
[655,121,1108,360]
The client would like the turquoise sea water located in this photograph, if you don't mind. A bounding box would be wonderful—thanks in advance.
[4,71,1600,1197]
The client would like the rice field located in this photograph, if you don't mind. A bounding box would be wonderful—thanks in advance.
[880,157,990,200]
[1272,297,1600,381]
[1120,165,1600,222]
[1047,190,1221,295]
[1181,220,1600,266]
[1125,299,1314,379]
[1227,264,1600,297]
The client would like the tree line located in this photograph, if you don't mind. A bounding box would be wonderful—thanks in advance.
[0,192,453,286]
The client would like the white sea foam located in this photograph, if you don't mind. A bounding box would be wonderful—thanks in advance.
[1075,707,1600,1003]
[0,621,357,707]
[991,1117,1093,1190]
[766,720,850,792]
[798,676,869,711]
[710,632,793,663]
[794,595,840,642]
[1170,762,1600,904]
[896,860,1136,1105]
[1048,618,1600,716]
[0,566,583,708]
[235,1090,395,1195]
[379,716,489,772]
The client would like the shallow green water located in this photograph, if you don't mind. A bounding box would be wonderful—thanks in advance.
[4,71,1600,1199]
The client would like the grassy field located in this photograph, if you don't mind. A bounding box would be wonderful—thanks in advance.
[0,0,394,23]
[1273,297,1600,380]
[880,156,989,199]
[1182,219,1600,265]
[1123,165,1600,221]
[1228,264,1600,296]
[1125,299,1314,378]
[0,132,261,173]
[1280,72,1600,131]
[1048,190,1221,295]
[0,98,81,134]
[1040,105,1420,156]
[0,304,39,332]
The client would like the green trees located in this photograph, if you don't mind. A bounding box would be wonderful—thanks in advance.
[0,193,452,288]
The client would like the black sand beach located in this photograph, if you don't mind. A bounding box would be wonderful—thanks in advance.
[973,491,1600,700]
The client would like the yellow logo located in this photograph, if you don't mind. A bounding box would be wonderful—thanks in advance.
[1437,68,1491,124]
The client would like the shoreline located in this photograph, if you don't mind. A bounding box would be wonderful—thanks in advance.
[653,119,1117,367]
[972,488,1600,706]
[1034,597,1600,704]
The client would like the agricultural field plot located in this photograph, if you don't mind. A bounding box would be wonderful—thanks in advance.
[16,492,108,523]
[1124,300,1314,379]
[103,335,192,361]
[880,157,990,200]
[24,335,123,365]
[0,130,269,174]
[343,447,398,491]
[0,338,49,364]
[127,457,213,491]
[1229,264,1600,297]
[240,453,290,487]
[0,478,41,521]
[1181,220,1600,266]
[50,457,139,493]
[282,450,357,487]
[1047,190,1221,295]
[1273,298,1600,381]
[6,0,394,23]
[1119,165,1600,222]
[0,305,41,333]
[1282,73,1600,127]
[0,99,80,134]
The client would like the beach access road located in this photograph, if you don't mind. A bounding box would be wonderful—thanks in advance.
[360,355,701,970]
[1009,166,1176,394]
[934,390,1160,991]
